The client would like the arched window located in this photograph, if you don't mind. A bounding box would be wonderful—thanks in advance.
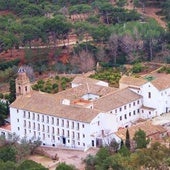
[148,92,151,98]
[18,86,21,93]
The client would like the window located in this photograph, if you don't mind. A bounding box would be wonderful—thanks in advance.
[24,129,27,135]
[72,122,74,129]
[77,123,79,130]
[38,124,40,131]
[129,112,131,116]
[47,116,49,123]
[25,86,27,92]
[57,128,59,135]
[124,114,127,119]
[82,124,84,128]
[115,109,117,113]
[124,105,126,110]
[133,110,136,115]
[52,117,54,124]
[42,125,45,132]
[78,142,80,145]
[83,134,85,138]
[37,114,39,121]
[119,108,122,111]
[47,126,49,133]
[148,92,151,98]
[34,131,36,138]
[17,119,19,122]
[28,112,30,119]
[129,104,131,108]
[42,115,44,122]
[33,113,35,120]
[43,134,45,140]
[149,111,151,115]
[62,120,64,127]
[120,116,122,121]
[52,136,55,141]
[137,100,140,104]
[83,143,85,146]
[137,109,140,113]
[33,122,35,130]
[24,120,26,127]
[77,133,80,140]
[98,121,100,126]
[18,127,20,131]
[62,129,64,136]
[72,132,75,138]
[52,127,54,134]
[23,111,26,118]
[67,121,69,128]
[57,119,59,126]
[67,130,70,137]
[28,121,31,128]
[17,109,19,113]
[133,102,135,106]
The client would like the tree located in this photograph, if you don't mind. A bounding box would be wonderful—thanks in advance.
[56,162,77,170]
[125,129,130,150]
[109,34,119,65]
[0,146,16,162]
[17,160,48,170]
[133,129,149,149]
[9,79,16,104]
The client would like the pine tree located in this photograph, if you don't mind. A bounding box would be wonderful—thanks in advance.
[125,128,131,150]
[9,79,16,103]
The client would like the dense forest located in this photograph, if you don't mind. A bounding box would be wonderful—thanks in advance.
[0,0,169,81]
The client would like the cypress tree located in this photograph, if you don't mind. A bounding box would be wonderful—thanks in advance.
[125,128,131,150]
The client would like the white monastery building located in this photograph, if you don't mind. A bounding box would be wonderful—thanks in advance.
[2,69,170,151]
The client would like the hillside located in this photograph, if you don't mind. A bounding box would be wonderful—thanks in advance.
[0,0,169,86]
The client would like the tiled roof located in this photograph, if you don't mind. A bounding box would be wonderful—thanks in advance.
[54,83,116,101]
[119,76,147,87]
[151,74,170,90]
[10,91,100,123]
[71,76,100,85]
[116,120,167,140]
[94,88,142,112]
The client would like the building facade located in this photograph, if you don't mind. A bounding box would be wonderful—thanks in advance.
[3,71,170,151]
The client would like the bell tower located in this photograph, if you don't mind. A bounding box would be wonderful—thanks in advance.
[16,67,31,96]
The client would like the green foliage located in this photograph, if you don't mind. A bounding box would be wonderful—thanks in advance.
[0,160,16,170]
[133,129,149,149]
[0,146,16,162]
[0,59,20,71]
[116,0,126,7]
[157,66,170,74]
[118,145,130,157]
[125,129,131,150]
[17,160,48,170]
[90,69,121,87]
[95,147,110,166]
[132,63,144,73]
[32,76,72,93]
[56,162,77,170]
[9,79,16,103]
[0,101,10,126]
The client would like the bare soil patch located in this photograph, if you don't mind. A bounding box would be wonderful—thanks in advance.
[29,147,99,170]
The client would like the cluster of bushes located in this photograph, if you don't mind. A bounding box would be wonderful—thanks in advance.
[90,68,121,87]
[32,76,72,93]
[157,66,170,74]
[131,62,145,73]
[0,59,20,71]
